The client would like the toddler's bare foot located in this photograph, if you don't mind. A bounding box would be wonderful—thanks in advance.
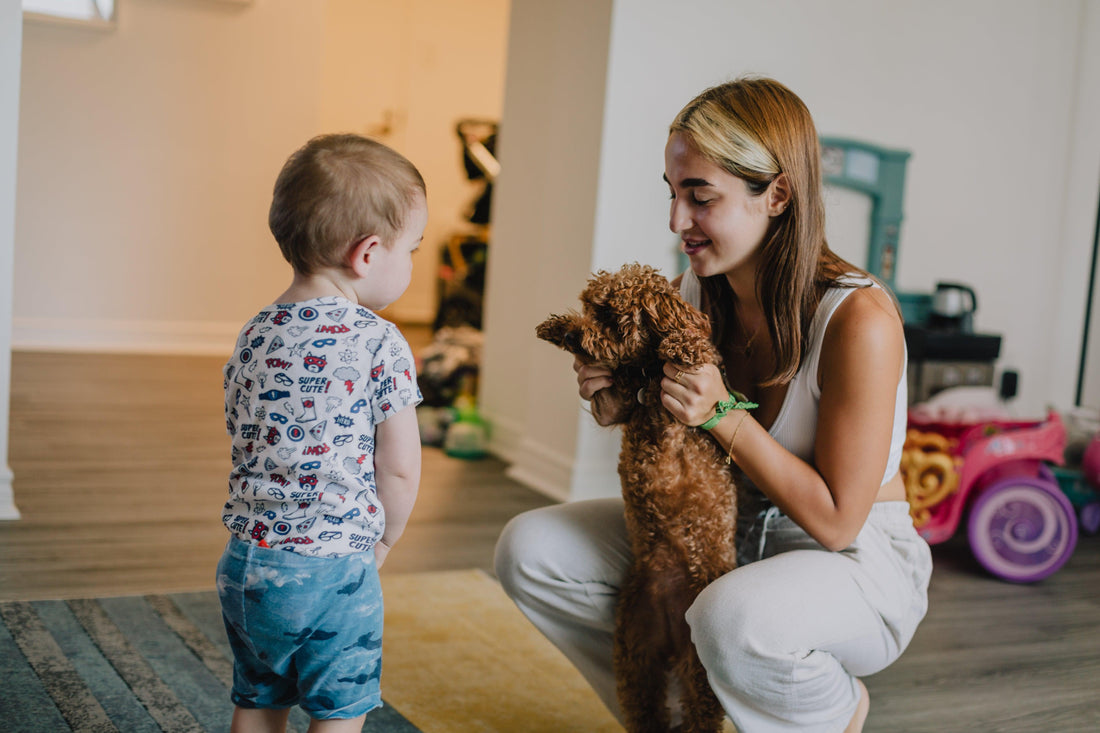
[844,678,869,733]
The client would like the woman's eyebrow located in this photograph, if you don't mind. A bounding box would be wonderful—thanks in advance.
[662,173,713,188]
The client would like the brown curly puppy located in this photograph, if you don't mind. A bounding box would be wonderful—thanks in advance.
[536,263,737,733]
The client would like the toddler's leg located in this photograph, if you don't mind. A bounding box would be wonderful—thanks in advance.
[229,699,367,732]
[494,498,630,720]
[307,713,368,732]
[230,706,290,733]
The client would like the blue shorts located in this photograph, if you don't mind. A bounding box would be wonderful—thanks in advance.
[216,537,384,719]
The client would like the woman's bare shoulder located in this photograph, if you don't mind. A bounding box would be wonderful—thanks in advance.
[823,285,904,367]
[835,284,901,329]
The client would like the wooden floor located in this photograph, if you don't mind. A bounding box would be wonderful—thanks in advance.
[0,340,554,600]
[3,347,1099,731]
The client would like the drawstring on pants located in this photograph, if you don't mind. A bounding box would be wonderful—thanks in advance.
[755,505,782,562]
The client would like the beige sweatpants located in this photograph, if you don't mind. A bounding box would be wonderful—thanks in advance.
[494,499,931,733]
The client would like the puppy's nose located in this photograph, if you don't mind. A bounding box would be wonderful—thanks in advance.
[563,330,580,352]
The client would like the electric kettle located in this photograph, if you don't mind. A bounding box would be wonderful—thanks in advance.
[930,281,977,332]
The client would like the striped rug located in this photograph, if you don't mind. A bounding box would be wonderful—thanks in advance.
[1,570,624,733]
[0,591,418,733]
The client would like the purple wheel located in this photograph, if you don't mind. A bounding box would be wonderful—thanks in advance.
[967,476,1078,583]
[1081,502,1100,535]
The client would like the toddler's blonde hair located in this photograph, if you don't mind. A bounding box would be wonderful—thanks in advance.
[269,134,426,274]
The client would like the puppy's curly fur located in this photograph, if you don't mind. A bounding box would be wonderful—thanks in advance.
[537,263,737,733]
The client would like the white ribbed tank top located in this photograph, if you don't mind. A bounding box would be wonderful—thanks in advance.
[680,269,907,485]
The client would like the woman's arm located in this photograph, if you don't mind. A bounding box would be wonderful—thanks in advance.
[661,287,904,550]
[373,406,422,566]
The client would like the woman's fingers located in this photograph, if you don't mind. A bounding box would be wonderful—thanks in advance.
[662,363,700,400]
[663,363,693,387]
[575,358,614,400]
[661,362,725,425]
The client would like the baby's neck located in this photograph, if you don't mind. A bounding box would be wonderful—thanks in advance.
[274,271,357,305]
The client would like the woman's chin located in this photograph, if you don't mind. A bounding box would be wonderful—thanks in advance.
[686,248,719,277]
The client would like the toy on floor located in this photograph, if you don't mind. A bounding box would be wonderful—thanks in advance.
[416,326,491,459]
[537,263,735,733]
[417,325,483,408]
[442,394,489,460]
[1052,409,1100,535]
[902,389,1081,583]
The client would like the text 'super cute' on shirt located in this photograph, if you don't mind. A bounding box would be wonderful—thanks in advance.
[221,297,422,557]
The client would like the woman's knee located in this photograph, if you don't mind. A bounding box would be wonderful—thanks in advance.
[686,574,777,689]
[687,578,749,650]
[493,508,550,596]
[494,499,628,602]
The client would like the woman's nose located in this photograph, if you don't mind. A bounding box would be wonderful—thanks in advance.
[669,198,690,234]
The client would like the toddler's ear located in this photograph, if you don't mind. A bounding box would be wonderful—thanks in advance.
[348,235,382,278]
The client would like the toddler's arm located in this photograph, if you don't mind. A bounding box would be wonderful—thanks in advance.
[373,406,422,567]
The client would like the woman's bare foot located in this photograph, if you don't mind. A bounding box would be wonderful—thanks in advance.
[844,678,869,733]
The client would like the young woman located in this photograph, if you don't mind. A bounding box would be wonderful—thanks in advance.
[495,77,931,732]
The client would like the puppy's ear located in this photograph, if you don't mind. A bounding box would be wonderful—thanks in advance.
[607,271,665,353]
[642,292,715,367]
[657,325,714,367]
[579,269,615,308]
[536,312,588,358]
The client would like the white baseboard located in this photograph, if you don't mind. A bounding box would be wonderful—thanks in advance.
[484,411,572,503]
[0,465,19,520]
[504,431,574,502]
[505,455,572,503]
[12,313,436,356]
[484,411,523,464]
[12,316,241,356]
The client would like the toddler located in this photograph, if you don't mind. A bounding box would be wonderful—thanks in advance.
[217,133,426,732]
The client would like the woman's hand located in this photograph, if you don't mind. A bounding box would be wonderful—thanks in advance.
[574,357,629,426]
[660,362,729,427]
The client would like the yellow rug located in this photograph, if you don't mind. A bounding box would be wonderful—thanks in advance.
[380,569,623,733]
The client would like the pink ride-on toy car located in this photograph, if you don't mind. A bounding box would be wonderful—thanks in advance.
[902,411,1078,583]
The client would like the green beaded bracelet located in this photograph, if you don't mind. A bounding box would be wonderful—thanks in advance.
[697,390,758,431]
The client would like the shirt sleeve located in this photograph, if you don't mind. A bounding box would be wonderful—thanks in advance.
[371,325,423,424]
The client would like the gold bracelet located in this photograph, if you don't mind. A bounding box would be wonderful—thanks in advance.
[725,411,750,465]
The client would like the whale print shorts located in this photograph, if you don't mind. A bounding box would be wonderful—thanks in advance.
[216,536,384,719]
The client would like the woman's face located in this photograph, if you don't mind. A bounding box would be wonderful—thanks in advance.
[664,132,774,279]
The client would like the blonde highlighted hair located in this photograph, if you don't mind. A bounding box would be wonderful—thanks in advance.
[269,134,426,274]
[670,77,862,385]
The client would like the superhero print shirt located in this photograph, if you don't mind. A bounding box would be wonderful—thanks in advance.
[221,297,422,558]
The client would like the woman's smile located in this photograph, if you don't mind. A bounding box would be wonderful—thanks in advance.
[682,236,712,256]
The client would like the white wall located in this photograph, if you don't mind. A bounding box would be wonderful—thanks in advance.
[15,0,323,352]
[12,0,509,352]
[483,0,1100,501]
[1065,1,1100,410]
[480,0,622,501]
[317,0,510,323]
[1,0,22,519]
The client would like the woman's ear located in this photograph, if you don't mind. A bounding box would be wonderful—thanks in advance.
[767,173,792,216]
[347,235,382,278]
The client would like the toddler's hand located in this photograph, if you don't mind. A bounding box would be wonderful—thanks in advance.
[374,540,392,568]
